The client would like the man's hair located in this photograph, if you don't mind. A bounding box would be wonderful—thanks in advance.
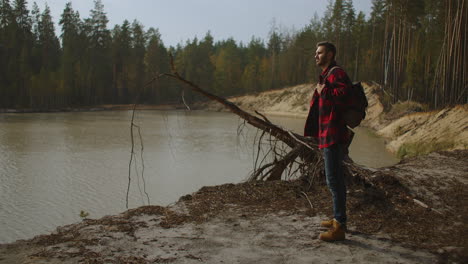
[317,41,336,59]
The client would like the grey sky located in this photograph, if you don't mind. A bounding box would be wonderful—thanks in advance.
[28,0,372,47]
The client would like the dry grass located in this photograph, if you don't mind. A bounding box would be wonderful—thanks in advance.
[397,140,456,158]
[386,101,428,121]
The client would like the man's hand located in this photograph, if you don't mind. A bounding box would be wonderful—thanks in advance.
[316,83,325,94]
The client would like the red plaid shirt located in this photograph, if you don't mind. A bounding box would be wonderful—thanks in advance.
[304,62,352,149]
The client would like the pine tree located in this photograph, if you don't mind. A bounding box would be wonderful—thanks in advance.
[129,20,146,101]
[352,11,366,80]
[0,0,13,28]
[267,22,282,89]
[12,0,33,107]
[111,20,131,102]
[59,1,82,105]
[38,4,59,71]
[144,27,170,103]
[213,38,243,95]
[242,37,265,92]
[367,0,387,83]
[0,0,14,107]
[342,0,355,68]
[87,0,111,104]
[194,32,215,94]
[322,0,335,39]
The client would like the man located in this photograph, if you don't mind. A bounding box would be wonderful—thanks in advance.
[304,41,352,242]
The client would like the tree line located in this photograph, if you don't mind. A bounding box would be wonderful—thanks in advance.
[0,0,466,109]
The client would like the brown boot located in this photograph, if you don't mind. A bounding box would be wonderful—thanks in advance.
[321,219,347,231]
[319,219,345,242]
[320,219,334,228]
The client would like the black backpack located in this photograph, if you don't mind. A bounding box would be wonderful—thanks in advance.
[327,67,368,128]
[344,82,368,128]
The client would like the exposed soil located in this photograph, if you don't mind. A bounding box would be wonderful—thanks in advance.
[1,150,466,264]
[1,83,466,263]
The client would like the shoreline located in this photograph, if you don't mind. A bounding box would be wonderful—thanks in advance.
[1,83,467,263]
[194,82,468,157]
[3,82,466,159]
[0,103,186,114]
[1,150,466,263]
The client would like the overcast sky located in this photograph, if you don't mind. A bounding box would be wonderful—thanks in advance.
[28,0,373,47]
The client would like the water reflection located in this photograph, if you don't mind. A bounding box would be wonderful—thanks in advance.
[0,110,397,243]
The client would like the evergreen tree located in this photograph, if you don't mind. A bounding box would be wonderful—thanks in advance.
[367,0,387,82]
[30,2,61,107]
[213,38,243,95]
[352,11,366,80]
[144,27,170,103]
[13,0,30,33]
[0,0,13,28]
[189,32,215,96]
[38,4,59,71]
[87,0,111,104]
[12,0,33,107]
[129,20,146,100]
[0,0,14,107]
[59,1,82,105]
[342,0,355,68]
[242,37,266,92]
[111,20,131,102]
[0,0,464,109]
[267,22,282,89]
[30,1,38,39]
[322,0,334,39]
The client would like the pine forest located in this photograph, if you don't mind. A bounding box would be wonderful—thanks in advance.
[0,0,466,109]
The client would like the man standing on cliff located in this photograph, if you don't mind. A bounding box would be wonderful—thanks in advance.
[304,41,352,242]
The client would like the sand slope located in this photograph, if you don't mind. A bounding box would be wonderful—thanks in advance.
[196,82,468,156]
[377,105,468,154]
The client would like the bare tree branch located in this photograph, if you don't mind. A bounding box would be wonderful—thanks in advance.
[181,89,191,110]
[126,74,164,208]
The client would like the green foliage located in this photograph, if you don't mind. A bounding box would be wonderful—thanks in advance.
[144,27,171,103]
[79,210,89,219]
[0,0,464,109]
[213,38,243,96]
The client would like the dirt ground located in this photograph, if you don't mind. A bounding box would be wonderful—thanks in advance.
[1,150,466,264]
[1,83,466,263]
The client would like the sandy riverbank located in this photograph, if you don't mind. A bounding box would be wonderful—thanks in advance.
[1,149,466,263]
[195,82,468,157]
[1,83,467,263]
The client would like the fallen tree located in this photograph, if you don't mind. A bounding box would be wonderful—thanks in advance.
[2,60,463,264]
[158,55,383,191]
[156,60,465,236]
[125,54,459,219]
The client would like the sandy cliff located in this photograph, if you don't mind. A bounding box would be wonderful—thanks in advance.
[196,82,468,157]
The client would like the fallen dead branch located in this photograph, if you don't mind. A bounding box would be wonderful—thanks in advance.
[159,54,395,192]
[161,54,324,184]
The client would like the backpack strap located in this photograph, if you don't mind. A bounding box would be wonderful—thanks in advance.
[324,66,341,80]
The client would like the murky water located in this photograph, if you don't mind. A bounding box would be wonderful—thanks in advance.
[0,110,398,243]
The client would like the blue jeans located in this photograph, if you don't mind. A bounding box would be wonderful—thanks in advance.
[323,144,347,225]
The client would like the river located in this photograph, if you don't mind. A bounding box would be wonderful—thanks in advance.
[0,110,398,243]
